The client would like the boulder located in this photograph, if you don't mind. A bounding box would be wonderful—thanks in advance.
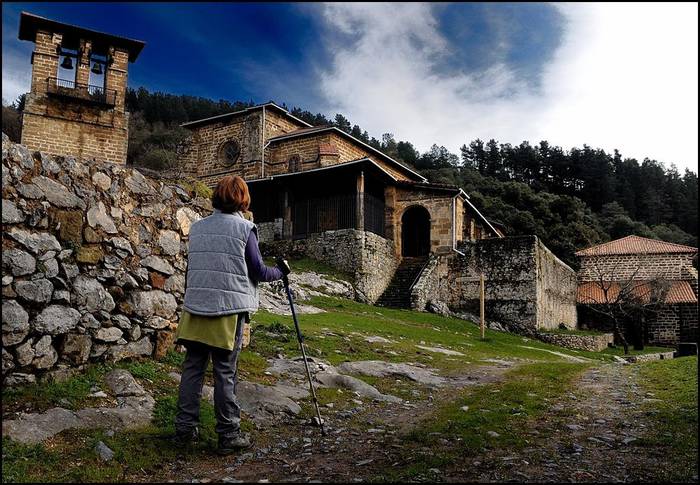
[175,207,201,235]
[40,258,59,278]
[15,340,35,367]
[124,170,154,195]
[4,373,36,386]
[164,274,185,294]
[86,201,117,233]
[2,199,24,224]
[157,230,181,256]
[51,210,83,244]
[14,279,53,303]
[7,228,61,254]
[144,315,170,329]
[38,152,61,174]
[31,175,85,209]
[108,237,133,255]
[32,335,58,369]
[2,300,30,346]
[91,172,112,191]
[105,337,153,362]
[72,275,115,313]
[2,347,15,373]
[104,368,147,396]
[136,203,166,218]
[2,248,36,276]
[95,327,123,343]
[140,256,175,275]
[61,334,92,364]
[33,305,81,335]
[130,290,177,318]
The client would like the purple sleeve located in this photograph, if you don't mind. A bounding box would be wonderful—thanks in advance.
[245,230,284,283]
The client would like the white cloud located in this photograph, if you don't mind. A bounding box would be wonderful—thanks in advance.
[318,2,699,172]
[1,45,32,105]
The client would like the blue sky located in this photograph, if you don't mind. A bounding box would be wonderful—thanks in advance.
[2,3,697,171]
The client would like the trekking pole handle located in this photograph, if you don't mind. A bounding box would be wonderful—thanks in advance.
[276,257,291,285]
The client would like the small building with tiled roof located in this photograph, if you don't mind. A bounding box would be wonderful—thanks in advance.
[576,235,698,346]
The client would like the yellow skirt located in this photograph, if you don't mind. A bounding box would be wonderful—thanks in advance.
[175,310,241,351]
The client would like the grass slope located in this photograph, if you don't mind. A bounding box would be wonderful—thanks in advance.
[0,263,689,483]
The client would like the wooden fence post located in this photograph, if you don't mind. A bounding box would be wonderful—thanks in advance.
[480,273,485,340]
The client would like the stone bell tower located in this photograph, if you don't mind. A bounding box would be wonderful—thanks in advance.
[18,12,145,164]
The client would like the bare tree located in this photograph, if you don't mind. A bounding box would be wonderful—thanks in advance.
[579,256,672,354]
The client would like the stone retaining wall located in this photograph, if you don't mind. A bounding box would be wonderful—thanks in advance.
[536,332,614,352]
[2,135,212,385]
[410,236,578,335]
[259,229,399,304]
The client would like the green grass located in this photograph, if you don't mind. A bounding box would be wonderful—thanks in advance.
[601,345,672,357]
[379,362,589,481]
[2,364,111,414]
[2,291,623,483]
[634,356,698,481]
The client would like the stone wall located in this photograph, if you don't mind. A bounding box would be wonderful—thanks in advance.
[259,228,399,304]
[410,236,577,334]
[536,332,614,352]
[21,31,130,164]
[535,239,578,330]
[2,136,211,385]
[578,253,696,281]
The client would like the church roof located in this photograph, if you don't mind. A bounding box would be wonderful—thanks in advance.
[576,235,698,257]
[181,103,312,129]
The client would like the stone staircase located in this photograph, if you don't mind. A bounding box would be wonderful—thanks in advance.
[376,256,428,309]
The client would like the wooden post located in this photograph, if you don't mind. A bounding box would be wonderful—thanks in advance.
[356,170,365,231]
[480,273,485,340]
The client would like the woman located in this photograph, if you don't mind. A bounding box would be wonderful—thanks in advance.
[173,175,286,455]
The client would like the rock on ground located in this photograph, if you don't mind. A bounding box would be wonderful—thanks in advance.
[2,370,154,444]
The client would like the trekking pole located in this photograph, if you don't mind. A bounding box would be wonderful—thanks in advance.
[276,258,326,436]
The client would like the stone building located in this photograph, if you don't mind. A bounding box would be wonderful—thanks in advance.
[181,102,502,255]
[182,104,578,332]
[576,235,698,345]
[18,12,145,164]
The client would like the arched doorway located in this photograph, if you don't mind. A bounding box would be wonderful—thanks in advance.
[401,205,431,257]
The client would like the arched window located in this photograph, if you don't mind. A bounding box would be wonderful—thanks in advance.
[288,154,301,172]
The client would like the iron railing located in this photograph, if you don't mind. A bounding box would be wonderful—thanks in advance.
[46,77,116,107]
[292,193,386,239]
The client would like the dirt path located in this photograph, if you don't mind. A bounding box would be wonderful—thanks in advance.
[126,361,694,483]
[459,363,687,483]
[129,361,518,483]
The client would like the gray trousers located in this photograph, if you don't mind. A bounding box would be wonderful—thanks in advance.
[174,313,245,438]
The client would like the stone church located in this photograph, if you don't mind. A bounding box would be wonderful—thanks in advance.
[180,103,502,253]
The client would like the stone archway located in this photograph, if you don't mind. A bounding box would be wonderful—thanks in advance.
[401,205,431,257]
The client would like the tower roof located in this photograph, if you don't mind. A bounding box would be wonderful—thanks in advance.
[18,11,146,62]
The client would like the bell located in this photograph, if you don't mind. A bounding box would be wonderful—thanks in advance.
[91,62,103,75]
[60,56,73,70]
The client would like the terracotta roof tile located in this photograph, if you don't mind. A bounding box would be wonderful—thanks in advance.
[577,280,697,305]
[576,235,698,257]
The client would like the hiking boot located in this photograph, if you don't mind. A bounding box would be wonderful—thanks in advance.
[216,433,251,455]
[169,427,199,447]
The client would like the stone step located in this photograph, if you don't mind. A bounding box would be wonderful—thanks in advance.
[376,257,428,309]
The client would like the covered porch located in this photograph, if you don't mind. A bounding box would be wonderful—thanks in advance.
[247,158,395,242]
